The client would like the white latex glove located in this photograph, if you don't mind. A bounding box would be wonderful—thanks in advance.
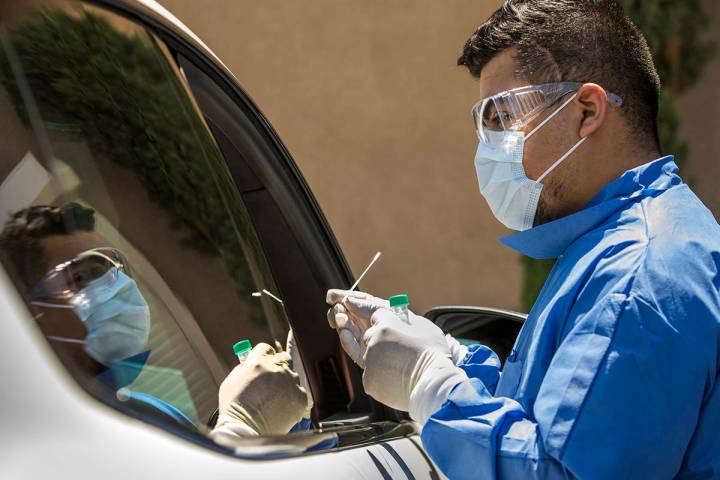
[446,334,470,365]
[362,309,468,426]
[326,289,390,367]
[326,289,469,367]
[212,343,307,437]
[286,330,313,419]
[326,289,389,331]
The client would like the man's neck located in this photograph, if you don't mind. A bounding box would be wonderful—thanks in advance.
[568,144,661,215]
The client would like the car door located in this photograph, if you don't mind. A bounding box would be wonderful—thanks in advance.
[0,0,440,478]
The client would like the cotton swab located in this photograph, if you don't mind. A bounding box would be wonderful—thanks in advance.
[342,252,382,303]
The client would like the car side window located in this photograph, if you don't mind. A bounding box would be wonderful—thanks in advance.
[0,1,291,435]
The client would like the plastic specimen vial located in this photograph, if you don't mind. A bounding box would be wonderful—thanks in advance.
[233,339,252,364]
[389,294,411,323]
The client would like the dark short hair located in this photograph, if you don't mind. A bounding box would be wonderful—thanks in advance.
[0,203,96,287]
[458,0,661,148]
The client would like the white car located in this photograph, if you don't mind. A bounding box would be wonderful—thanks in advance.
[0,1,524,478]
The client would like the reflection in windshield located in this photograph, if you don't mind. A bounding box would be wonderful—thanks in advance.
[0,7,286,336]
[0,1,313,444]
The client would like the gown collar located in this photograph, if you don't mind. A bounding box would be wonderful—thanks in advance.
[499,156,680,259]
[95,350,151,388]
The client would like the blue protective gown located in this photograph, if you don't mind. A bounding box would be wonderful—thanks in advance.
[422,157,720,479]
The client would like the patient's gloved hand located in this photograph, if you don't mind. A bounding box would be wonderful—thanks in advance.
[213,343,307,437]
[286,330,313,421]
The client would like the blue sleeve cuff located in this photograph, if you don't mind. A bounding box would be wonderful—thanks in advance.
[457,344,501,394]
[289,417,312,433]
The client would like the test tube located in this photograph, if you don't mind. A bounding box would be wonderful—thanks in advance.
[233,339,252,364]
[389,294,411,323]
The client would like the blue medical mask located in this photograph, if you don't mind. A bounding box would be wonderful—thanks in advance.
[33,269,150,365]
[474,93,586,231]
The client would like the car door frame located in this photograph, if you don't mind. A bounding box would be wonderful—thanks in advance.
[0,1,441,476]
[90,0,404,428]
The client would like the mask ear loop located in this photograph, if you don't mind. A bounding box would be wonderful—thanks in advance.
[524,91,587,184]
[30,301,75,309]
[537,137,587,183]
[46,335,86,345]
[31,303,87,344]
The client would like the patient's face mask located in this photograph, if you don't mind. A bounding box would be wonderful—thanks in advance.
[31,248,150,365]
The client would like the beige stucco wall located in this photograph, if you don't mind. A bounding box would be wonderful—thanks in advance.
[678,0,720,217]
[163,0,521,314]
[162,0,720,315]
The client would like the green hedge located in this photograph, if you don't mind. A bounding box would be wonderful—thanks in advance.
[520,0,715,312]
[0,9,267,325]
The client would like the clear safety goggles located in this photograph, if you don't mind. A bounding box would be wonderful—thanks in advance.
[471,82,623,143]
[29,247,131,301]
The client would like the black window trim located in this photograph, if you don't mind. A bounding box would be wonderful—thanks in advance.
[85,0,412,450]
[177,55,373,422]
[92,0,353,291]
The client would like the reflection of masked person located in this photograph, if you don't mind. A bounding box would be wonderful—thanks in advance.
[0,203,150,372]
[0,204,199,430]
[32,264,151,365]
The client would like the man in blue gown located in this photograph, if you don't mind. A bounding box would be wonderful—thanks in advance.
[327,1,720,478]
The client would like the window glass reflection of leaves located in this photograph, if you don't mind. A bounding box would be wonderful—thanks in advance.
[0,9,263,323]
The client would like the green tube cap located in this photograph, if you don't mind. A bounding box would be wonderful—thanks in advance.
[389,294,409,308]
[233,339,252,356]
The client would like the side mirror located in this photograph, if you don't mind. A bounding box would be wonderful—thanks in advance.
[425,306,527,365]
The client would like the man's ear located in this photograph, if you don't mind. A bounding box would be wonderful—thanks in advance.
[576,83,608,139]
